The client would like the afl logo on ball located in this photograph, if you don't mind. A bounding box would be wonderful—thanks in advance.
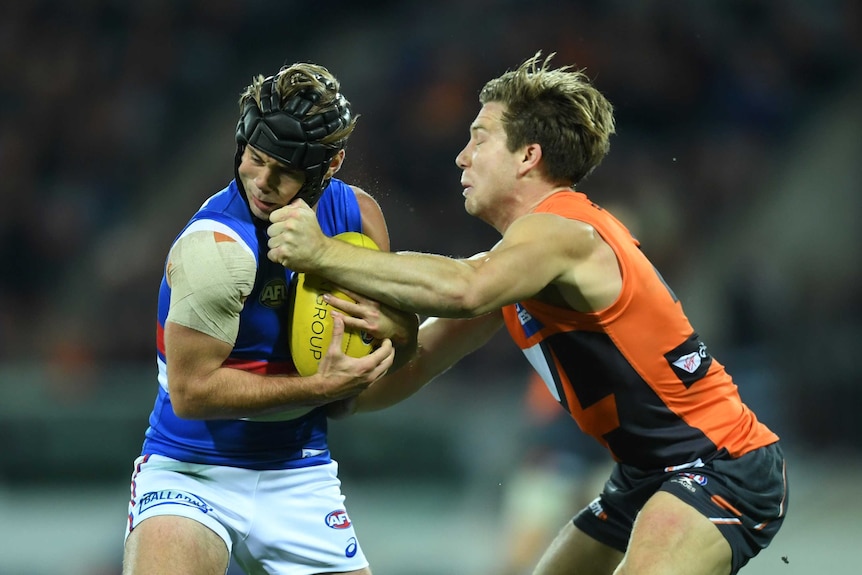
[325,509,352,529]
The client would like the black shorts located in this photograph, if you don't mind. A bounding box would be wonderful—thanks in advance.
[573,442,788,574]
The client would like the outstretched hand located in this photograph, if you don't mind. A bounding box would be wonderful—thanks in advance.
[267,199,327,271]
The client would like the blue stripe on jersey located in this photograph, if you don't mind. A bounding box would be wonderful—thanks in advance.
[144,178,363,469]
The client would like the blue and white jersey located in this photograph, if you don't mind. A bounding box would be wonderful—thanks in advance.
[143,178,363,469]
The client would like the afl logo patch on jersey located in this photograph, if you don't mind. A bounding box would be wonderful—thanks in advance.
[259,278,288,309]
[325,509,352,529]
[665,333,712,387]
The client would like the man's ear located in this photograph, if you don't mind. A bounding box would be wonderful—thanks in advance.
[519,143,543,176]
[325,149,347,178]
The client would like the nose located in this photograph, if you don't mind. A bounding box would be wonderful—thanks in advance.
[455,144,469,168]
[254,167,276,193]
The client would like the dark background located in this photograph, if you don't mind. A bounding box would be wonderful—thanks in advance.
[0,1,860,573]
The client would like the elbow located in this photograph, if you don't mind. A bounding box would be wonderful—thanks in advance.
[169,383,204,419]
[171,398,199,420]
[447,289,493,318]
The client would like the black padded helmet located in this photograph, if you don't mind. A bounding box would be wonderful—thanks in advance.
[235,67,353,207]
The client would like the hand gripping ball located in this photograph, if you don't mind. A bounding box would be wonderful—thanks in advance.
[288,232,379,376]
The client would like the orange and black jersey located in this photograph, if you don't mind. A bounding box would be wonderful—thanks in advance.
[502,191,778,471]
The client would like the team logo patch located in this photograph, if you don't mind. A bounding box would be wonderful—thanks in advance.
[673,351,702,374]
[664,333,712,388]
[138,490,212,514]
[259,278,288,309]
[325,509,352,529]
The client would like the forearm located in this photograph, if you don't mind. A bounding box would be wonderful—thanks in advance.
[353,354,434,413]
[318,242,479,317]
[355,312,503,413]
[171,366,336,420]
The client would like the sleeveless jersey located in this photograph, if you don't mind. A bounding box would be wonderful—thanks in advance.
[502,191,778,470]
[143,178,363,470]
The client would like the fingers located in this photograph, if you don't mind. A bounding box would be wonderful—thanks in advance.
[366,339,395,379]
[338,313,366,333]
[323,293,363,315]
[264,201,323,268]
[268,199,309,223]
[371,338,395,366]
[265,202,305,254]
[328,312,346,352]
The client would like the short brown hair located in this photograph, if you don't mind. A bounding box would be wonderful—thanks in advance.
[479,52,615,186]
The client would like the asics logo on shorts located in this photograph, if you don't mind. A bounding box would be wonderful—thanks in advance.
[138,490,212,514]
[670,475,699,493]
[345,537,358,558]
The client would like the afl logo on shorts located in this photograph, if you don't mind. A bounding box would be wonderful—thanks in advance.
[325,509,352,529]
[681,472,708,486]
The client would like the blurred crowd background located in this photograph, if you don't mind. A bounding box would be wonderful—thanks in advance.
[1,0,860,573]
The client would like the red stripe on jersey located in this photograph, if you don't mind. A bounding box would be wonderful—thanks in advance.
[222,357,297,375]
[156,321,165,355]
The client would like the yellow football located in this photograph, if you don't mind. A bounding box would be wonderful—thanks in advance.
[288,232,380,376]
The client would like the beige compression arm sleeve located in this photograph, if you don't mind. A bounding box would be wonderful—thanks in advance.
[166,229,256,344]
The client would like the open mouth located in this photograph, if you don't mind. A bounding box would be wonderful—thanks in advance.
[251,195,277,212]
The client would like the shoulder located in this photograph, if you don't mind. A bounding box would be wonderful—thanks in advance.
[347,184,390,252]
[168,227,256,294]
[509,211,598,250]
[177,219,256,258]
[349,184,383,212]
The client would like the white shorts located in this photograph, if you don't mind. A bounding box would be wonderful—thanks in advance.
[125,454,369,574]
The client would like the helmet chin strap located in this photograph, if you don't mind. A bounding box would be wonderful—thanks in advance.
[234,75,352,207]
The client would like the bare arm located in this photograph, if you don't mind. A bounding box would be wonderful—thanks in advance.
[352,186,390,252]
[166,316,394,419]
[268,202,621,317]
[164,224,395,421]
[353,311,504,413]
